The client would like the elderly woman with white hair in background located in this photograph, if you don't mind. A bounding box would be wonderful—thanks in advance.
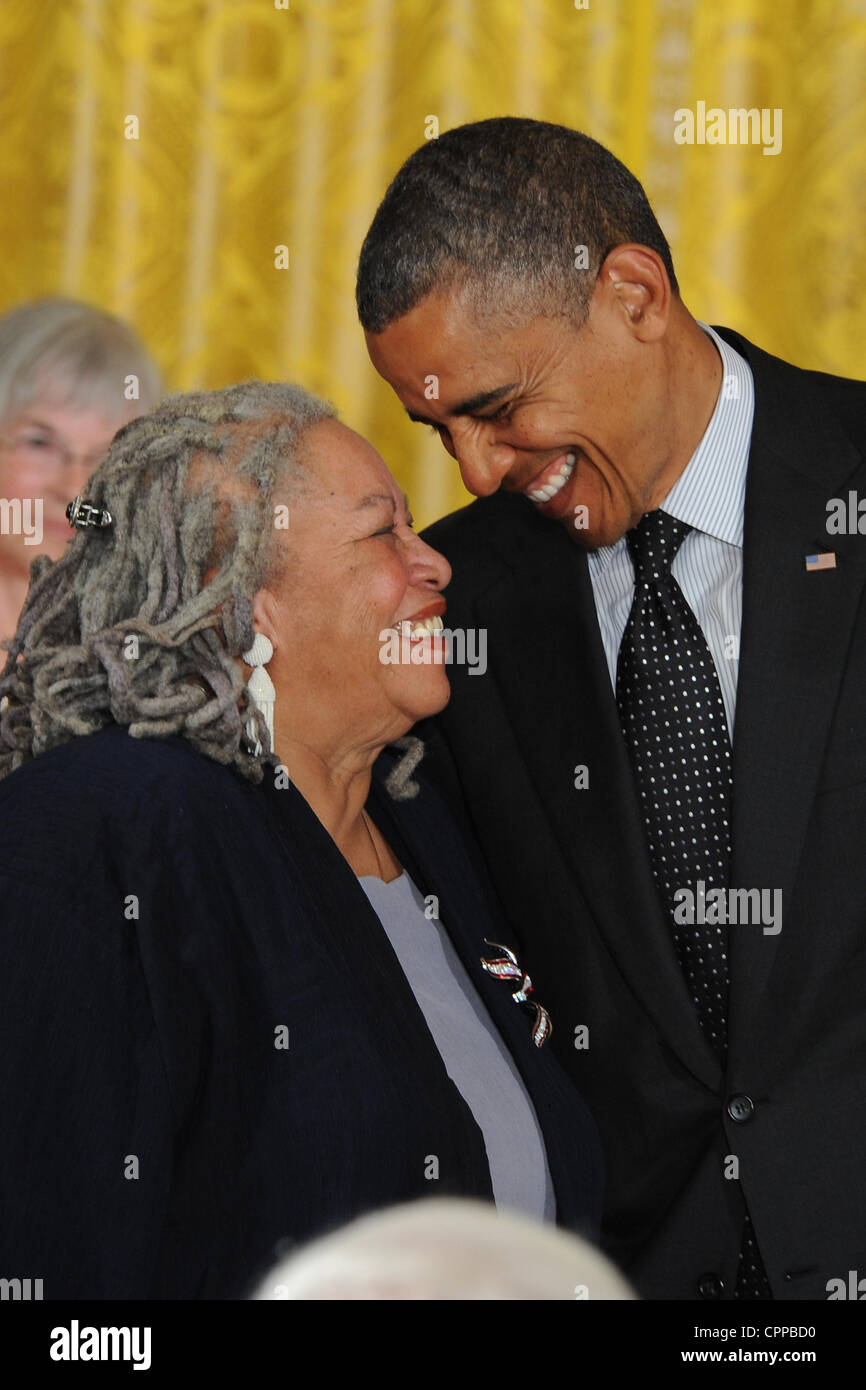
[0,297,161,637]
[0,381,603,1300]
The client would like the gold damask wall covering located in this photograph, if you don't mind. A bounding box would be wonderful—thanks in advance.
[0,0,863,525]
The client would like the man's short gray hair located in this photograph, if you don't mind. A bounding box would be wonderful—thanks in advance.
[357,117,679,336]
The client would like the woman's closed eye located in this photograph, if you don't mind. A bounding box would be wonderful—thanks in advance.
[17,432,54,450]
[371,516,415,538]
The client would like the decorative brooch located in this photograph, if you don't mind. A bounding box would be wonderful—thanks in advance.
[480,939,552,1047]
[66,495,113,529]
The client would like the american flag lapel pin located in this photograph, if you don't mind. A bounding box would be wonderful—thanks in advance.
[805,552,836,572]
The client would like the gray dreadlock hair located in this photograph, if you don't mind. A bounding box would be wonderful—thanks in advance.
[0,379,424,796]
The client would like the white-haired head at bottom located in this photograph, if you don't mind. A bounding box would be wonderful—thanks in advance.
[254,1198,636,1301]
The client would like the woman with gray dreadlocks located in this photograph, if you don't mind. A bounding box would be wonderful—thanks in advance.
[0,381,602,1299]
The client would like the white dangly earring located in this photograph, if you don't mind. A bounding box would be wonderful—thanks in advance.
[242,633,275,755]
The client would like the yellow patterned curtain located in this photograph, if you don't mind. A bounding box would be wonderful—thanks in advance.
[1,0,864,526]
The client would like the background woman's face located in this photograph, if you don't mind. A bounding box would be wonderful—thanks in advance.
[0,398,131,572]
[258,418,452,755]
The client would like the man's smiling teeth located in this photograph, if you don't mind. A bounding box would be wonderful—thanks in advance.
[407,615,444,638]
[527,452,576,503]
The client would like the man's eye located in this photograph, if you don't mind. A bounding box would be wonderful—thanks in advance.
[480,402,514,423]
[372,524,397,537]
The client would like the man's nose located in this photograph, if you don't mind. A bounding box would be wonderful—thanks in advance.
[451,430,515,497]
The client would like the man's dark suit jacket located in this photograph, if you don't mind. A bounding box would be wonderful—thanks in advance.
[0,725,602,1299]
[419,326,866,1301]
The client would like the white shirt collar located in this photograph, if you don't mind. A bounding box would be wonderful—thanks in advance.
[591,321,754,569]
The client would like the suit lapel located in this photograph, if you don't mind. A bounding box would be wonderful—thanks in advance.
[367,765,526,1019]
[463,510,723,1088]
[368,761,600,1228]
[719,331,866,1052]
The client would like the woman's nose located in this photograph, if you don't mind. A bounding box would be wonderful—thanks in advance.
[50,451,103,502]
[68,457,98,494]
[409,531,452,590]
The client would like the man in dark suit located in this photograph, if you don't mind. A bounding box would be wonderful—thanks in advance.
[356,116,866,1300]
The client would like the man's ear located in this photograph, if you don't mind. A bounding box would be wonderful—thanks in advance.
[598,244,671,341]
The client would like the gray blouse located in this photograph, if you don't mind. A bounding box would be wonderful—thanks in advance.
[359,869,556,1223]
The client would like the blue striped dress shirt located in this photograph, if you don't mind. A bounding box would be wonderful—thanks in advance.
[587,323,754,741]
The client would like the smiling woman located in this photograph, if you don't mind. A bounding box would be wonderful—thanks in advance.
[0,379,603,1299]
[0,298,162,639]
[254,414,454,787]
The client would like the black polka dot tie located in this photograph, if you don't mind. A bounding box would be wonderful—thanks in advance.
[733,1215,772,1300]
[616,509,731,1055]
[615,508,771,1299]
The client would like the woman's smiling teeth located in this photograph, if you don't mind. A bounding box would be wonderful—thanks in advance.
[526,452,575,503]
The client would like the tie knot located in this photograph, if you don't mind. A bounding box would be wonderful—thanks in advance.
[625,509,691,583]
